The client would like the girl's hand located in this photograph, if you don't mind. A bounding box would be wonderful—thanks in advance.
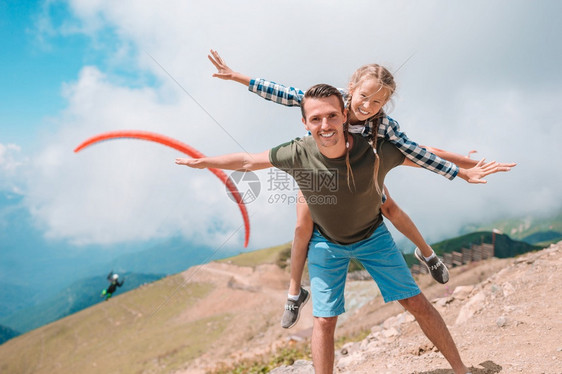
[208,49,235,80]
[458,158,516,183]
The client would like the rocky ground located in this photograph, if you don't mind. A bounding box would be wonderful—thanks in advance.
[270,242,562,374]
[174,242,561,374]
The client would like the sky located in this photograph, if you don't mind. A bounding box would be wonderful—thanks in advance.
[1,0,562,256]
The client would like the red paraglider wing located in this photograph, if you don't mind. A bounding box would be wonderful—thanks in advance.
[74,130,250,247]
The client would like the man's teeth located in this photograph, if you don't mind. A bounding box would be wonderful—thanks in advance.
[320,132,335,138]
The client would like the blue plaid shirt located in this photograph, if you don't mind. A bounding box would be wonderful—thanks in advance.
[249,78,459,180]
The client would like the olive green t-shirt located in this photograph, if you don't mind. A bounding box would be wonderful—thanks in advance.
[269,133,405,244]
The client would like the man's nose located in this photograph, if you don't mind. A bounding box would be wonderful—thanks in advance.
[321,117,330,128]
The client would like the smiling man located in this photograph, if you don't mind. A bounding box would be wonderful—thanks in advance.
[175,84,489,374]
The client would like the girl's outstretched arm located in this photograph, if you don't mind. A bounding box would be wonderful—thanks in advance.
[424,146,516,170]
[208,49,252,86]
[208,50,308,107]
[402,152,516,184]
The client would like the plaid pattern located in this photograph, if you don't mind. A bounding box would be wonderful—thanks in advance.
[249,78,459,180]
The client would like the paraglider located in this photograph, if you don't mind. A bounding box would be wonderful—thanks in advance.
[101,271,124,300]
[74,130,251,247]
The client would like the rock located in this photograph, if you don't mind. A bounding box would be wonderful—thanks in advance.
[336,352,365,369]
[502,282,516,297]
[455,291,486,325]
[382,315,399,329]
[370,325,383,334]
[452,285,474,300]
[433,296,453,307]
[496,316,507,327]
[270,360,314,374]
[382,327,400,338]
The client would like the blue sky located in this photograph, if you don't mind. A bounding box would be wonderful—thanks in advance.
[1,0,562,257]
[0,1,81,144]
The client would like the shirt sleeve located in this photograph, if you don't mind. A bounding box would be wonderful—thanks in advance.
[269,139,303,172]
[248,78,350,109]
[248,78,304,107]
[379,116,460,180]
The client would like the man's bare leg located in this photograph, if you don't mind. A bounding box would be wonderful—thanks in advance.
[311,316,338,374]
[399,293,470,374]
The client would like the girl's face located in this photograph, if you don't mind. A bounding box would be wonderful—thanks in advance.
[348,78,390,124]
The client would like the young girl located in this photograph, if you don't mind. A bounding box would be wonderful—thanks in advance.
[208,50,514,329]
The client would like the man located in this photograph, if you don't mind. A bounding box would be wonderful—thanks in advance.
[176,84,507,373]
[101,271,125,301]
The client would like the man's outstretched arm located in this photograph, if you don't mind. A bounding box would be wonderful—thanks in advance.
[175,150,272,171]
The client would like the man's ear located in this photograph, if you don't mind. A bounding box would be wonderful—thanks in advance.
[302,117,309,132]
[343,107,348,123]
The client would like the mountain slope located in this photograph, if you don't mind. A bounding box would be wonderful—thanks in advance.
[460,210,562,244]
[0,324,19,345]
[1,236,557,374]
[0,272,164,334]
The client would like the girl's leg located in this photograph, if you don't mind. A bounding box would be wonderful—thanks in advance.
[380,186,433,257]
[288,189,313,295]
[381,186,449,284]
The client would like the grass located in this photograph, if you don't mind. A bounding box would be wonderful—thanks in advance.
[210,342,312,374]
[0,273,226,374]
[218,242,292,268]
[208,326,374,374]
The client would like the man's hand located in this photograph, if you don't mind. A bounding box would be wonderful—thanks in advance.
[458,158,516,184]
[175,158,205,169]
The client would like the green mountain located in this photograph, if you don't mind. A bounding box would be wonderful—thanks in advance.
[0,325,19,345]
[403,231,541,267]
[460,210,562,245]
[0,272,164,335]
[0,282,41,320]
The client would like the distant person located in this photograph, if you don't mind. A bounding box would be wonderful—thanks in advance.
[207,50,516,329]
[176,84,513,373]
[101,271,124,301]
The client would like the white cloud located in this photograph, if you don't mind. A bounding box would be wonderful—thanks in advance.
[0,144,23,171]
[21,0,562,249]
[0,143,27,193]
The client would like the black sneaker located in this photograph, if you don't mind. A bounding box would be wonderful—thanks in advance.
[414,248,449,284]
[281,287,310,329]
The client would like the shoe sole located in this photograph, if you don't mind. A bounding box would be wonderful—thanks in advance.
[284,290,310,329]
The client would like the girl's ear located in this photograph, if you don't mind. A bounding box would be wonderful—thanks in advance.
[347,81,355,95]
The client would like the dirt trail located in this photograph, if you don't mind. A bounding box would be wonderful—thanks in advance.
[272,242,562,374]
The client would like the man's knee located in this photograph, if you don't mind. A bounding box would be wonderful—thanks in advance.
[314,316,338,332]
[399,293,431,315]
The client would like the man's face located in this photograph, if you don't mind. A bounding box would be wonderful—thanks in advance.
[302,96,347,152]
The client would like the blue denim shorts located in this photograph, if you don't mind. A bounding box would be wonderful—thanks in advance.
[307,223,420,317]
